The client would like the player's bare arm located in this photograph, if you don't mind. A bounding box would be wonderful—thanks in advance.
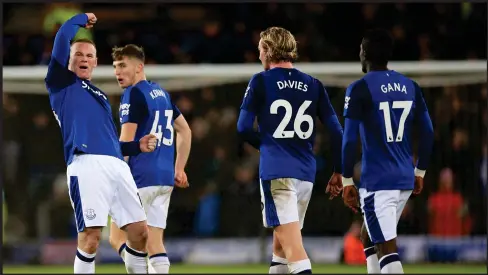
[173,115,192,188]
[120,123,138,142]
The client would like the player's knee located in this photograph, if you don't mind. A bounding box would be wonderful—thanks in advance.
[78,227,102,254]
[126,221,148,244]
[146,227,164,253]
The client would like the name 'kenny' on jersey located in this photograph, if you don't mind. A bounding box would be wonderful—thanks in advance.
[344,70,428,191]
[240,67,337,182]
[119,80,181,188]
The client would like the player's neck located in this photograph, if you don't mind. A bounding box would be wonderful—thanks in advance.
[132,74,147,86]
[269,62,293,69]
[366,64,388,72]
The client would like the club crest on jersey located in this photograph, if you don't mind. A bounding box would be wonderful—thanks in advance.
[381,83,407,94]
[84,209,96,220]
[82,81,108,100]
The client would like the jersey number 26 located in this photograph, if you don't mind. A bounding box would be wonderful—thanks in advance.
[150,110,174,147]
[270,99,314,139]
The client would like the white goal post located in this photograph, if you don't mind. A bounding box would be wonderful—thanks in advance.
[3,61,486,95]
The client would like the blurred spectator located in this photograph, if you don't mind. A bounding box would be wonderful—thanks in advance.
[428,168,470,237]
[3,95,22,187]
[343,219,366,265]
[193,182,221,237]
[23,110,64,237]
[219,165,260,237]
[3,3,486,66]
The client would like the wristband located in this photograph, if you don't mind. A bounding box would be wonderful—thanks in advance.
[342,177,355,187]
[414,168,426,178]
[120,141,142,156]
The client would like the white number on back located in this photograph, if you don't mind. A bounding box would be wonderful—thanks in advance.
[379,101,413,143]
[162,110,174,146]
[150,110,174,147]
[270,99,314,139]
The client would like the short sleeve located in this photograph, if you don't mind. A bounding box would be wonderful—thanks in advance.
[413,81,428,114]
[119,87,148,125]
[240,73,263,113]
[172,102,182,120]
[343,79,370,120]
[317,80,336,122]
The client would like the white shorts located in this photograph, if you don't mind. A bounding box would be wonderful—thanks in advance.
[359,189,412,244]
[66,154,147,232]
[259,178,313,229]
[138,185,173,229]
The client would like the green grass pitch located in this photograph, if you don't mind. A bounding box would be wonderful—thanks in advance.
[3,263,486,274]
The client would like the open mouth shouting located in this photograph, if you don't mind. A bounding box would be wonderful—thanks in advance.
[79,65,89,71]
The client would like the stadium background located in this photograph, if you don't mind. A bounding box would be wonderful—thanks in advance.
[2,2,487,273]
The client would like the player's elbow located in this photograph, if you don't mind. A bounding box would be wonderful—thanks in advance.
[179,125,192,143]
[419,112,434,136]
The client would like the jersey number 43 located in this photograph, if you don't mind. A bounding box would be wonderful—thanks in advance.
[379,100,413,143]
[150,110,174,147]
[270,99,314,139]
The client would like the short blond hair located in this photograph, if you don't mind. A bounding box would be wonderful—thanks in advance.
[259,27,298,63]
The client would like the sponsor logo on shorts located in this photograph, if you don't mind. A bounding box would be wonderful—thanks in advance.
[84,209,96,220]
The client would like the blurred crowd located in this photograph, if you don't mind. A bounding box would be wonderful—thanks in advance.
[2,3,487,242]
[3,3,486,66]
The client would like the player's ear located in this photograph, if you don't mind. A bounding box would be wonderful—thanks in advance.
[93,57,98,68]
[137,62,144,73]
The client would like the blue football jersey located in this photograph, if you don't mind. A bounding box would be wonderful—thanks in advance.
[240,68,338,182]
[119,80,181,188]
[343,70,428,191]
[45,14,123,165]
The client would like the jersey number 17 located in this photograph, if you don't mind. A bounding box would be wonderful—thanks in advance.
[379,100,413,143]
[150,110,174,147]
